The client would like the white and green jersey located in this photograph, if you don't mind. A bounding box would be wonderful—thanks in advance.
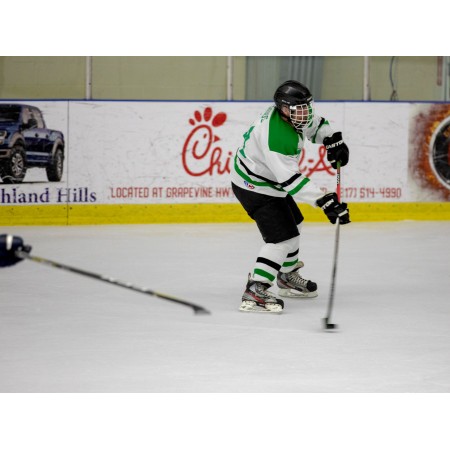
[231,105,333,206]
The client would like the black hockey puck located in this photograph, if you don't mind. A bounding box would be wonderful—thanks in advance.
[323,318,338,330]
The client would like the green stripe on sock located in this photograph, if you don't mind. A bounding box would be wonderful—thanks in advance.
[253,268,275,282]
[282,259,298,267]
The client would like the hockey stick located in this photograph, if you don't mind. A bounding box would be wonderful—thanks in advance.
[15,250,211,315]
[323,162,341,330]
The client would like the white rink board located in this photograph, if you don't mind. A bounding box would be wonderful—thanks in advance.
[1,100,449,205]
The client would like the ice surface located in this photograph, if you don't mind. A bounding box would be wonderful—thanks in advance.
[1,221,450,393]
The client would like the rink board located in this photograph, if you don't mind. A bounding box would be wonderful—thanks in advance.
[1,100,450,224]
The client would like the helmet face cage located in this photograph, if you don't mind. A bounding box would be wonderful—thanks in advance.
[288,101,314,130]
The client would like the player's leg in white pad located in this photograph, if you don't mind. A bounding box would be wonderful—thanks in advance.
[277,224,318,298]
[239,238,296,313]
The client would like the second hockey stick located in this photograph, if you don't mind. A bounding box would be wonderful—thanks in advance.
[15,249,210,315]
[323,162,341,330]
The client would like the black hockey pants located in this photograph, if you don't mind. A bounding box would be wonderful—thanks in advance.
[232,183,304,244]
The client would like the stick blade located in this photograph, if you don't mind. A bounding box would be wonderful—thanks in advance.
[193,306,211,315]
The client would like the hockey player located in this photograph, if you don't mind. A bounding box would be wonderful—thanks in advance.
[231,80,350,313]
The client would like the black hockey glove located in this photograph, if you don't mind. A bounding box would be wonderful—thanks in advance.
[323,132,349,169]
[316,193,350,225]
[0,234,31,267]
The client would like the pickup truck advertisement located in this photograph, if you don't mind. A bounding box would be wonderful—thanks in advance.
[1,100,450,208]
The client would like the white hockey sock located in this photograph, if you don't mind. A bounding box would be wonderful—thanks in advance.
[280,223,302,274]
[252,235,299,283]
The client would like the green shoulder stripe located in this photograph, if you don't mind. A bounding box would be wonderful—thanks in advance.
[268,109,300,156]
[311,117,330,143]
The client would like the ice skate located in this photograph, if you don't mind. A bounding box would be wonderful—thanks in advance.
[277,261,318,298]
[239,276,284,313]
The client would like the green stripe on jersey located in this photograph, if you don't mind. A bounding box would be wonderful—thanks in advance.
[311,118,330,143]
[268,109,300,156]
[287,177,310,196]
[233,155,284,191]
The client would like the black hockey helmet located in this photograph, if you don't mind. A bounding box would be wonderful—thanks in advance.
[274,80,313,108]
[274,80,314,130]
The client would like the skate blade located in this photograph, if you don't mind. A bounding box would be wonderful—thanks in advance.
[278,288,318,299]
[239,301,283,313]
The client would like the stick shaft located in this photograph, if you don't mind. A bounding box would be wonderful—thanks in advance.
[325,219,340,320]
[15,250,210,315]
[325,163,341,322]
[336,164,341,202]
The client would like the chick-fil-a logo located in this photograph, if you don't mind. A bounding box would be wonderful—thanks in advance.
[182,107,233,176]
[299,145,335,178]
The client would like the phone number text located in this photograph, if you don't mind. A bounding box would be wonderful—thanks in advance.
[342,187,402,199]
